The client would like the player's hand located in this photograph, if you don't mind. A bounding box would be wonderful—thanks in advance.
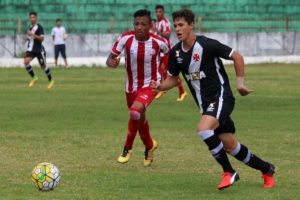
[150,80,160,92]
[108,57,120,68]
[28,31,34,36]
[237,86,254,96]
[236,76,253,96]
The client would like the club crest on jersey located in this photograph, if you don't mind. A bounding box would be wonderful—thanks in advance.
[175,50,180,57]
[207,102,216,112]
[193,53,200,62]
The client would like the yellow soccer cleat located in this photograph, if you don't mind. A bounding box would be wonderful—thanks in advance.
[117,148,132,164]
[155,91,166,99]
[28,76,38,87]
[144,139,158,167]
[177,91,188,102]
[47,80,55,90]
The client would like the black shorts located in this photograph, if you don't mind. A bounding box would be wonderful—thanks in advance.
[54,44,66,59]
[202,97,236,135]
[25,48,46,66]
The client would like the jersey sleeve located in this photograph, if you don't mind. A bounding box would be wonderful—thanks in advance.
[111,32,132,56]
[159,38,170,55]
[51,28,55,36]
[167,47,180,77]
[111,34,126,56]
[206,38,234,59]
[163,20,171,33]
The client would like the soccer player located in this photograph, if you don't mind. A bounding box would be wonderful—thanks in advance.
[24,12,54,89]
[106,9,169,167]
[51,19,68,67]
[151,9,275,189]
[154,4,187,101]
[150,19,157,34]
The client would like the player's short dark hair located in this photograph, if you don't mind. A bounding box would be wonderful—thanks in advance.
[151,18,157,23]
[155,4,164,11]
[134,9,151,23]
[29,11,37,16]
[172,9,195,25]
[56,18,61,22]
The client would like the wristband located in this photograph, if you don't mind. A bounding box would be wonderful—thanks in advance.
[236,76,244,88]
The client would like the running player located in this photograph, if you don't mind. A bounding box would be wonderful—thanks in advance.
[106,9,169,167]
[154,4,187,101]
[24,12,54,89]
[151,9,275,189]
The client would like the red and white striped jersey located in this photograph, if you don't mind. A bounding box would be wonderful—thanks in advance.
[156,17,171,35]
[111,31,169,93]
[156,17,171,55]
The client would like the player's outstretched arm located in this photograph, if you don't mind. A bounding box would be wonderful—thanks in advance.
[231,51,254,96]
[151,75,178,92]
[106,53,120,68]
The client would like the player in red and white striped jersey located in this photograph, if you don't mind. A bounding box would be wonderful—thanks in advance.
[154,4,187,101]
[106,9,169,167]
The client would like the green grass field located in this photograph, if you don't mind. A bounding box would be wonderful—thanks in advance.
[0,64,299,200]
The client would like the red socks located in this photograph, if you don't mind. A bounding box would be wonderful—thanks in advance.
[124,108,141,149]
[139,120,153,150]
[124,108,153,150]
[124,118,140,150]
[177,78,185,95]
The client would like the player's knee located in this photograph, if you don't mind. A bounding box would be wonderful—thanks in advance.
[129,108,141,120]
[197,123,210,132]
[24,59,30,65]
[197,118,219,132]
[223,140,237,153]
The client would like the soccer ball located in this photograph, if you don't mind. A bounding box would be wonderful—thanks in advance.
[31,162,61,191]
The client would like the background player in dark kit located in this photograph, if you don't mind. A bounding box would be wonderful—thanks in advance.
[24,11,54,89]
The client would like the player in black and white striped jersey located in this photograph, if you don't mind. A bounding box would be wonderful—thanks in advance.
[151,9,275,190]
[24,11,54,89]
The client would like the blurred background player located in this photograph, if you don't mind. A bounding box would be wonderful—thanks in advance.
[154,4,187,101]
[24,11,54,89]
[106,9,169,167]
[150,18,157,34]
[51,19,68,67]
[151,9,275,190]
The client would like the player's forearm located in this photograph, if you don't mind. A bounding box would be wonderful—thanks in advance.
[158,76,178,91]
[232,51,245,88]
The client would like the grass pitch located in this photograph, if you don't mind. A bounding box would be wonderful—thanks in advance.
[0,64,299,199]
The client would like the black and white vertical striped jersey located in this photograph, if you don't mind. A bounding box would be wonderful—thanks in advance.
[168,35,235,113]
[26,24,44,52]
